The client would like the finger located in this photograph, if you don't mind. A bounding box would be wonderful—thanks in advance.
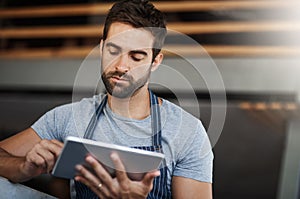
[40,139,63,157]
[75,164,111,197]
[75,175,106,198]
[142,170,160,187]
[32,142,58,172]
[85,156,120,197]
[75,164,101,188]
[110,153,130,191]
[22,157,47,178]
[38,139,63,172]
[50,139,64,147]
[85,156,114,187]
[26,150,47,169]
[36,148,56,172]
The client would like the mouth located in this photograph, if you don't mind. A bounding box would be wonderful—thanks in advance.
[111,75,129,83]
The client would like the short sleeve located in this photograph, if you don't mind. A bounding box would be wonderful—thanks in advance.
[173,123,214,183]
[31,104,72,142]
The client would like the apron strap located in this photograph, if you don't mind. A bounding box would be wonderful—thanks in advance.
[83,96,107,139]
[149,90,162,147]
[83,90,162,147]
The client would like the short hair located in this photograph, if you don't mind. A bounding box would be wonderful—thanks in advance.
[103,0,167,60]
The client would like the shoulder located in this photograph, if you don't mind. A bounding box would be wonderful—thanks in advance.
[52,93,106,113]
[161,98,203,129]
[161,98,208,150]
[160,98,207,147]
[41,93,106,125]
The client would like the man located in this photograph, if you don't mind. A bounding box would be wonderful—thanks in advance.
[0,0,213,198]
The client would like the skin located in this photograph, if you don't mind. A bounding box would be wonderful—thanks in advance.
[0,22,212,199]
[0,128,70,198]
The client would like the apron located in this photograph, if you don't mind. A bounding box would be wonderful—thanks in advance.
[74,90,171,199]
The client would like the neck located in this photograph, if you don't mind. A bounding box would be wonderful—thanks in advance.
[107,87,151,120]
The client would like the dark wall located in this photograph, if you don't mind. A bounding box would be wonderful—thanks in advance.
[0,90,73,139]
[211,107,286,199]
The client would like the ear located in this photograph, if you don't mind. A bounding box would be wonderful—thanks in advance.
[99,39,104,56]
[151,52,163,72]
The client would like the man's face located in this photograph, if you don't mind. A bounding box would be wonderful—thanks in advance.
[101,22,155,98]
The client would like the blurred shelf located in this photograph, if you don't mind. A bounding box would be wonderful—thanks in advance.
[1,21,300,39]
[1,45,300,59]
[1,1,299,58]
[1,1,299,18]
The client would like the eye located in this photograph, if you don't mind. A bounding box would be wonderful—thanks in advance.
[131,56,142,62]
[131,53,145,62]
[107,46,120,55]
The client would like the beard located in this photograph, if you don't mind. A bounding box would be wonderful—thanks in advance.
[101,68,151,98]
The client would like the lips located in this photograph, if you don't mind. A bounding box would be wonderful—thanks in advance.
[111,75,129,83]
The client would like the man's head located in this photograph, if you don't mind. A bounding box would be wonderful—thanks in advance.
[102,0,167,60]
[100,0,166,99]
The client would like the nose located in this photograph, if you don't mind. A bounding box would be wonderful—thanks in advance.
[115,54,129,73]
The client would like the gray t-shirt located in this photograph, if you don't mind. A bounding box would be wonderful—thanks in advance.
[32,94,213,193]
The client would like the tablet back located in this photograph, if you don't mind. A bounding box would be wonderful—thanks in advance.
[52,136,165,181]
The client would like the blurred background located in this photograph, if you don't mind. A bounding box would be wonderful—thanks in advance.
[1,0,300,198]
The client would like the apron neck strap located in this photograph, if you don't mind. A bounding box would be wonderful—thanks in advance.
[83,90,162,146]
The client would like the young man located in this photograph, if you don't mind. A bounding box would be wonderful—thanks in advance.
[0,0,213,198]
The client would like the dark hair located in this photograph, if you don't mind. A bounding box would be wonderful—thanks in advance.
[103,0,167,60]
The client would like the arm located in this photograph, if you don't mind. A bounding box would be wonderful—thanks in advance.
[0,128,41,182]
[0,128,69,198]
[172,176,212,199]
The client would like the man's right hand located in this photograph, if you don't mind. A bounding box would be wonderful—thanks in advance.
[20,139,63,181]
[0,128,70,198]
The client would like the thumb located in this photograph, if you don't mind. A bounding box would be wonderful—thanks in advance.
[142,170,160,186]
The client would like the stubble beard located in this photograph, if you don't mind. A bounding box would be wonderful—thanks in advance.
[101,68,151,99]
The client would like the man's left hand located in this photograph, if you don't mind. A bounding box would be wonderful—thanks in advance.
[75,153,160,199]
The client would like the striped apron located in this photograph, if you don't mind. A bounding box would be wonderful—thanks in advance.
[74,90,171,198]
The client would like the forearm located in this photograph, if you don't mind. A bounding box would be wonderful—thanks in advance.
[0,148,27,182]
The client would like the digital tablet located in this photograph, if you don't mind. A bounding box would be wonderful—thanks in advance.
[52,136,165,181]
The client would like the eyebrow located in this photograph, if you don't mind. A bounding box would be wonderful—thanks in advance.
[105,42,121,51]
[106,42,148,57]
